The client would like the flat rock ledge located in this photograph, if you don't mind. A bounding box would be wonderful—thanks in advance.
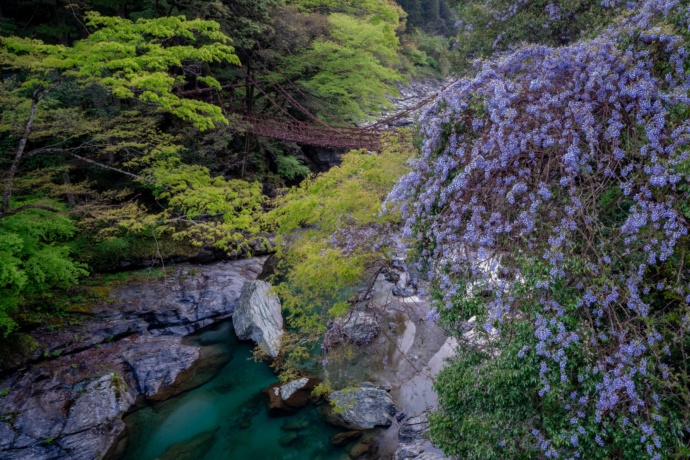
[323,382,397,430]
[0,257,266,460]
[233,280,284,358]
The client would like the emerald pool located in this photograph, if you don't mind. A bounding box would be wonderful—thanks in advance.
[119,321,345,460]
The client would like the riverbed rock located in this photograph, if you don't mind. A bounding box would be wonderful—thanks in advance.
[392,286,416,298]
[326,311,380,347]
[349,441,371,459]
[280,418,310,431]
[278,431,300,447]
[397,272,411,289]
[330,431,362,447]
[0,365,133,459]
[265,377,320,414]
[365,77,450,129]
[121,335,201,400]
[0,334,202,460]
[394,414,449,460]
[324,383,397,430]
[280,377,310,401]
[113,257,267,336]
[233,280,284,358]
[157,429,217,460]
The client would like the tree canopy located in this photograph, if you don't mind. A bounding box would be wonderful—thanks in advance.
[0,12,256,335]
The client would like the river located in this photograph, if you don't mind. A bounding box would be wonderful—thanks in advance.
[120,321,345,460]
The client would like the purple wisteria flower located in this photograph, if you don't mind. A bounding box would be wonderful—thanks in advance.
[385,0,690,458]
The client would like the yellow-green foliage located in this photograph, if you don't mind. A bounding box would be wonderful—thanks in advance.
[0,13,240,131]
[282,3,405,121]
[81,144,266,256]
[267,133,414,374]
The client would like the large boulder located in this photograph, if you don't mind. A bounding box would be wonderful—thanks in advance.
[264,377,320,414]
[0,334,200,460]
[233,280,284,358]
[0,367,135,460]
[324,383,397,430]
[325,311,380,348]
[121,335,200,400]
[8,258,269,375]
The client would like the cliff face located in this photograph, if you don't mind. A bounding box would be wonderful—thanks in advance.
[0,258,266,460]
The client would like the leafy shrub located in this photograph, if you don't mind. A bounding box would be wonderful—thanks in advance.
[0,203,88,335]
[276,154,311,181]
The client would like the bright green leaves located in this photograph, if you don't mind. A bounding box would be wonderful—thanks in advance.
[275,154,311,181]
[0,204,88,336]
[150,163,265,253]
[280,2,405,122]
[0,13,240,131]
[84,142,266,256]
[75,13,240,130]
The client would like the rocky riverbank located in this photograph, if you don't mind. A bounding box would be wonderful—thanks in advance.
[0,253,456,460]
[315,252,455,460]
[0,258,266,460]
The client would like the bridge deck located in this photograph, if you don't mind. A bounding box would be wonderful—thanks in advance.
[240,113,381,151]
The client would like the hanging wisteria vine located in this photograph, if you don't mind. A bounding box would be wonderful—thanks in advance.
[387,0,690,458]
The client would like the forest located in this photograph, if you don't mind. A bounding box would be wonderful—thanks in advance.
[0,0,454,334]
[1,0,690,459]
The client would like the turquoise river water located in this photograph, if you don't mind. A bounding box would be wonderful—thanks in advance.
[120,321,346,460]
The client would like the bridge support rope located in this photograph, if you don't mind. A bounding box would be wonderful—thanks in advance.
[181,71,455,150]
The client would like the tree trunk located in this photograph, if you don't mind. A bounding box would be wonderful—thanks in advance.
[241,63,255,179]
[1,93,40,215]
[1,84,59,216]
[62,170,77,207]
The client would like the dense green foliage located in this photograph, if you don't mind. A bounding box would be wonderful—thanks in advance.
[0,0,440,340]
[0,13,254,335]
[0,204,88,335]
[267,133,414,377]
[283,11,405,121]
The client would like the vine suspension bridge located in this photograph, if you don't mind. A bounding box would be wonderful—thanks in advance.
[179,66,450,151]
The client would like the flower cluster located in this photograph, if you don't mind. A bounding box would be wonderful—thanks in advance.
[388,0,690,457]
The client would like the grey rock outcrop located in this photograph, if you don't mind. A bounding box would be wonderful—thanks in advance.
[0,334,198,460]
[121,335,200,398]
[324,382,397,430]
[395,414,449,460]
[326,311,380,347]
[0,258,267,460]
[392,285,417,297]
[366,78,450,129]
[233,280,284,358]
[62,373,134,436]
[113,258,267,336]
